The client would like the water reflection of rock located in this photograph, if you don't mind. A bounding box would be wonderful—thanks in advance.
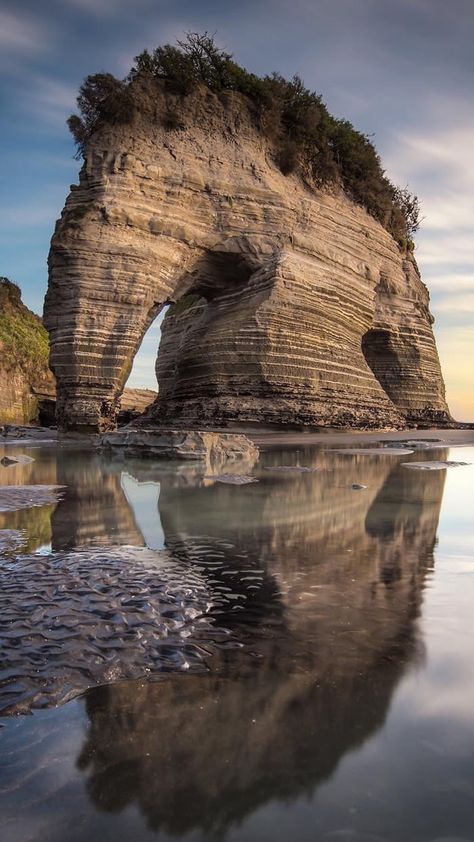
[76,448,448,836]
[158,448,448,676]
[51,450,145,550]
[50,448,258,551]
[0,446,57,551]
[78,664,403,836]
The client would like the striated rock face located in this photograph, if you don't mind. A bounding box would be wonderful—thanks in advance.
[45,82,450,431]
[0,279,55,424]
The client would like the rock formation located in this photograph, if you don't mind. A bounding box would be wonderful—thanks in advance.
[45,80,450,431]
[100,427,258,467]
[0,279,55,424]
[116,387,156,424]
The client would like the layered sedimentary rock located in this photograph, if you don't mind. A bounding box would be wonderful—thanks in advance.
[45,81,450,431]
[0,279,55,424]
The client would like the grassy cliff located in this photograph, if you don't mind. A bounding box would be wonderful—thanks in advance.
[0,278,52,423]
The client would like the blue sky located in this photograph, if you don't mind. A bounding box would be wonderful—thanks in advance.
[1,0,473,418]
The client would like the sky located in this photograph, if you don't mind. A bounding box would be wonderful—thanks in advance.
[1,0,473,419]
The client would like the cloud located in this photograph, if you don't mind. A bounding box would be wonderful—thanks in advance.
[423,273,474,291]
[416,232,474,267]
[0,196,63,227]
[0,9,51,53]
[434,293,474,313]
[18,75,78,127]
[387,124,474,198]
[60,0,125,14]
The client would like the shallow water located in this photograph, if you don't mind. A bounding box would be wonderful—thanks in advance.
[0,439,474,841]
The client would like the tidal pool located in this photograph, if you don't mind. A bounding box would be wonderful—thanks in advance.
[0,439,473,841]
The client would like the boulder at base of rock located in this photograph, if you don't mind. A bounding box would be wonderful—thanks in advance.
[99,428,259,467]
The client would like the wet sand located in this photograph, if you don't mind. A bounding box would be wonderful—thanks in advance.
[248,427,474,448]
[2,424,474,451]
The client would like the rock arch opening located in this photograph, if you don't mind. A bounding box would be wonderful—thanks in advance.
[361,326,452,427]
[362,328,406,408]
[150,251,260,425]
[115,250,261,428]
[126,309,167,391]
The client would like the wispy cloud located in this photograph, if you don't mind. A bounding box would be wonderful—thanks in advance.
[19,75,77,127]
[424,273,474,291]
[384,110,474,278]
[434,293,474,313]
[417,232,474,267]
[0,197,63,227]
[61,0,123,15]
[0,9,52,53]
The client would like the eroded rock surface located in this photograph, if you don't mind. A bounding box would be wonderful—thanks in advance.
[100,428,259,468]
[45,82,450,431]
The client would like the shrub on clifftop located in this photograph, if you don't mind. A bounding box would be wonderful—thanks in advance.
[67,32,420,243]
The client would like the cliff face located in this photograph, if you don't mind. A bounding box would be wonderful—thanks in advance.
[0,279,55,424]
[45,82,450,431]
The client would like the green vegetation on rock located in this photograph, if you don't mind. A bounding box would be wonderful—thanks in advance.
[68,32,420,243]
[167,294,203,317]
[0,278,50,380]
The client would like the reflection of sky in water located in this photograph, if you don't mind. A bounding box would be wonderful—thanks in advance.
[120,472,164,551]
[436,446,474,557]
